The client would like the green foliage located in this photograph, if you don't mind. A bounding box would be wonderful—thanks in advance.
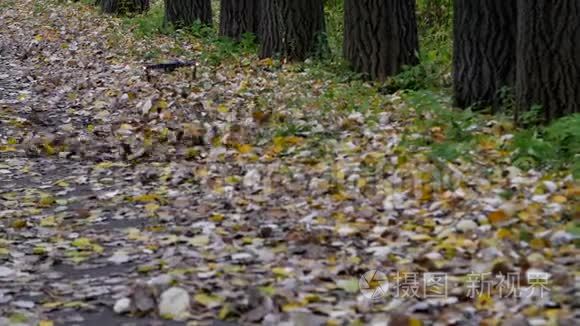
[416,0,453,31]
[400,90,487,164]
[389,0,453,92]
[0,0,15,8]
[180,23,258,66]
[511,114,580,177]
[545,114,580,160]
[387,50,451,92]
[274,123,311,137]
[323,0,344,58]
[121,2,171,38]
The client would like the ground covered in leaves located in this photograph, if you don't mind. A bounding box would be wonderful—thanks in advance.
[0,1,578,325]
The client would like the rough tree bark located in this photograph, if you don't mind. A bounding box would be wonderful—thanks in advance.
[100,0,149,15]
[516,0,580,122]
[164,0,212,28]
[259,0,327,61]
[453,0,517,110]
[344,0,419,81]
[219,0,261,41]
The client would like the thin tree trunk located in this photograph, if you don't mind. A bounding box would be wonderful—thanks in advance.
[344,0,419,81]
[453,0,517,110]
[219,0,261,41]
[516,0,580,122]
[259,0,327,61]
[164,0,212,28]
[101,0,149,15]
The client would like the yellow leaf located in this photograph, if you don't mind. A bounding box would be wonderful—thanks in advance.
[194,293,222,308]
[356,178,367,189]
[38,194,56,208]
[42,301,63,309]
[62,301,91,309]
[154,100,169,111]
[551,195,567,203]
[71,238,92,249]
[218,304,231,320]
[0,145,17,152]
[11,219,27,229]
[530,238,547,250]
[281,302,304,312]
[95,161,113,169]
[55,180,69,188]
[259,58,274,67]
[39,321,54,326]
[33,245,47,255]
[475,293,494,310]
[210,213,224,222]
[272,267,293,278]
[144,202,160,215]
[132,194,162,203]
[259,286,276,296]
[40,216,58,227]
[225,176,241,184]
[496,228,514,240]
[409,317,423,326]
[236,144,253,154]
[92,244,104,254]
[488,210,508,225]
[336,278,359,293]
[189,235,210,247]
[217,104,229,113]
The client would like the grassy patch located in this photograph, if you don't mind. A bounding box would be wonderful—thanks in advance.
[121,2,171,38]
[511,114,580,176]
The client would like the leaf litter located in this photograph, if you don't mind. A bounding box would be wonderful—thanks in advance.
[0,0,578,325]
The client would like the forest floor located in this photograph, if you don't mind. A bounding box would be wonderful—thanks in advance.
[0,1,578,325]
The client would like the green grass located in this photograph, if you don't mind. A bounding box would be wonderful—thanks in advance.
[511,114,580,176]
[121,2,171,38]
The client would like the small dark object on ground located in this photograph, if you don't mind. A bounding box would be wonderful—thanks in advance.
[144,60,197,81]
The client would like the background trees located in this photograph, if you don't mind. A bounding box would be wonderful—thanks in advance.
[453,0,517,110]
[343,0,419,81]
[452,0,578,122]
[219,0,260,41]
[164,0,212,28]
[516,0,579,122]
[102,0,575,123]
[259,0,327,61]
[100,0,149,15]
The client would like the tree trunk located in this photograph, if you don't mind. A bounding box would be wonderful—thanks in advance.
[259,0,327,61]
[343,0,419,81]
[453,0,517,110]
[219,0,261,41]
[164,0,212,28]
[516,0,580,122]
[100,0,149,15]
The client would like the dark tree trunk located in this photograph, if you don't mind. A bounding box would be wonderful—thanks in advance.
[453,0,517,110]
[219,0,261,41]
[164,0,212,28]
[516,0,580,122]
[259,0,327,61]
[343,0,419,81]
[101,0,149,15]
